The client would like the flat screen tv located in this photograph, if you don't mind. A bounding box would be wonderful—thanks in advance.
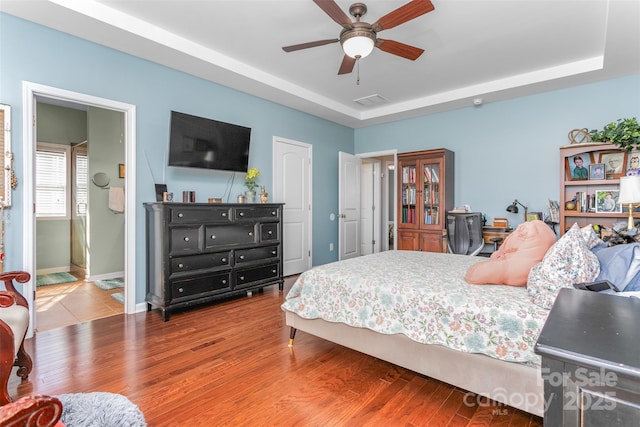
[168,111,251,172]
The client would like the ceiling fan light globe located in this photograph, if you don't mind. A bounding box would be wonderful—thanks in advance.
[341,34,375,59]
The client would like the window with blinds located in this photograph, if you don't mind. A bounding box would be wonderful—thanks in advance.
[36,143,70,218]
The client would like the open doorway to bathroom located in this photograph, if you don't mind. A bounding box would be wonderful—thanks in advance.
[34,100,125,332]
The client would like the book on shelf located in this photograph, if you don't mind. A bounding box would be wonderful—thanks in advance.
[402,206,416,223]
[402,187,416,204]
[403,167,416,184]
[431,168,439,183]
[424,206,439,225]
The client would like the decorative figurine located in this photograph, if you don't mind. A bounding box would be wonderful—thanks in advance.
[260,186,269,203]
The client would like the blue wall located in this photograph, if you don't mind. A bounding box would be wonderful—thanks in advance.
[2,12,639,305]
[0,13,353,302]
[355,74,640,227]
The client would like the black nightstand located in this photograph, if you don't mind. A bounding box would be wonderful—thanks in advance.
[534,288,640,426]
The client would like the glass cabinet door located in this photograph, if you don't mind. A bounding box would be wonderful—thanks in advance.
[423,162,440,226]
[401,164,417,225]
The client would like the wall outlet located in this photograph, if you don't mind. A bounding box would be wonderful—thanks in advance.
[329,243,334,251]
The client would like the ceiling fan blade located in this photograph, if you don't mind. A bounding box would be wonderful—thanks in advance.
[282,39,339,52]
[376,39,424,61]
[338,55,356,75]
[313,0,352,28]
[372,0,435,32]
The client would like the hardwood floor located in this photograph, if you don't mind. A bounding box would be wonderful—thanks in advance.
[11,277,543,426]
[36,279,124,332]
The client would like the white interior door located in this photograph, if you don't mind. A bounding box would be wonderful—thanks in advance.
[273,137,312,275]
[339,151,361,260]
[363,160,381,254]
[71,144,88,273]
[360,160,382,255]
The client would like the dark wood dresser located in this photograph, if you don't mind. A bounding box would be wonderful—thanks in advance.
[534,288,640,426]
[144,202,284,321]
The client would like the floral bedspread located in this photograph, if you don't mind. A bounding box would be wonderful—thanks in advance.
[281,251,550,366]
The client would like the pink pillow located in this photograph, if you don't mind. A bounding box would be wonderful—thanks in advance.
[465,220,557,286]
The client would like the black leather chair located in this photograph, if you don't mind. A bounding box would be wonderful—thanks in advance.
[446,212,485,256]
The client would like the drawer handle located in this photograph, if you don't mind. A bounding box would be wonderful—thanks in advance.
[210,235,216,240]
[184,237,190,242]
[178,287,184,293]
[178,213,184,218]
[271,250,276,255]
[239,255,245,260]
[271,211,276,216]
[222,279,227,284]
[268,230,273,235]
[221,258,227,263]
[239,212,244,217]
[239,276,244,281]
[222,212,227,217]
[248,231,253,236]
[178,263,184,268]
[272,269,277,274]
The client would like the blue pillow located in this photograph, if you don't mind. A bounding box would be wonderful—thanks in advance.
[592,243,640,291]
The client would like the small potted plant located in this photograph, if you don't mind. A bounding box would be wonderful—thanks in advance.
[589,117,640,151]
[245,167,260,203]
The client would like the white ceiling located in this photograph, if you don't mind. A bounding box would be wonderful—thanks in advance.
[2,0,639,128]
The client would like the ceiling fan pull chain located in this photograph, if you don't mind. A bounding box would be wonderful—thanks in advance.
[356,56,361,85]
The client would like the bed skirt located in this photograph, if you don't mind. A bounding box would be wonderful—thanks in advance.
[285,311,544,417]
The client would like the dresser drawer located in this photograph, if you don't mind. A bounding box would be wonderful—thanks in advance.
[170,272,232,302]
[169,226,202,254]
[234,206,280,220]
[170,252,231,274]
[205,224,256,247]
[235,263,279,288]
[170,207,231,224]
[260,223,279,242]
[235,245,279,265]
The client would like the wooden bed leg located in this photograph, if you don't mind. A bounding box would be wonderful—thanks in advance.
[288,327,297,347]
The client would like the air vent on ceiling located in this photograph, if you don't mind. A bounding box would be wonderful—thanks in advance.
[353,94,388,107]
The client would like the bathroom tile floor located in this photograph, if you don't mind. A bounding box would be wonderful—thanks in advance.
[36,279,124,332]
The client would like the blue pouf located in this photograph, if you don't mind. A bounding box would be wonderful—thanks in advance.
[57,392,146,427]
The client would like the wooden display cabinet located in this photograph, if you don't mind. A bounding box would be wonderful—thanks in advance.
[397,148,454,252]
[560,142,639,236]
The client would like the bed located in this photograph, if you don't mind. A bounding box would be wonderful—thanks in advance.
[281,250,549,416]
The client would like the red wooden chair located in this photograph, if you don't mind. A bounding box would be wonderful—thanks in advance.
[0,271,33,405]
[0,395,63,426]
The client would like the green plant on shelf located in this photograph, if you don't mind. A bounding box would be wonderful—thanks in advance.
[589,117,640,151]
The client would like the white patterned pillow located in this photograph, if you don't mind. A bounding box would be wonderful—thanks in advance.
[527,223,600,309]
[580,224,604,249]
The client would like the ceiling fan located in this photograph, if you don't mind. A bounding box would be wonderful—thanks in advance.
[282,0,435,75]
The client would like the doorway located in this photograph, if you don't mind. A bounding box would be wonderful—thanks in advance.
[34,101,125,331]
[22,82,137,337]
[338,150,397,259]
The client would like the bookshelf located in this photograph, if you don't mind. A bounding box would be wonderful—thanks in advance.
[560,142,640,236]
[397,148,454,252]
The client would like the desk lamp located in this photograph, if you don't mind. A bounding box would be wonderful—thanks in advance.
[619,175,640,230]
[506,199,528,222]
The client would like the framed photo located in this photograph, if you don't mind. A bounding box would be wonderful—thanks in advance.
[626,150,640,176]
[565,153,592,181]
[118,163,125,179]
[526,212,543,221]
[589,163,605,180]
[595,189,622,213]
[599,151,627,179]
